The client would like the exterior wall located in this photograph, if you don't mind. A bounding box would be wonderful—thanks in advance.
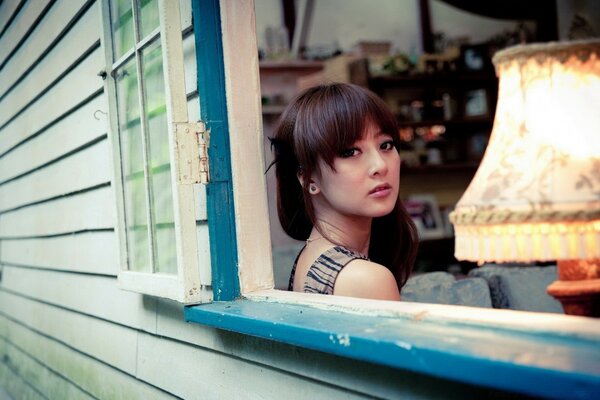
[0,1,542,399]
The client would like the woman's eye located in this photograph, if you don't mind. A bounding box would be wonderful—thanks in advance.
[340,148,358,158]
[381,141,395,150]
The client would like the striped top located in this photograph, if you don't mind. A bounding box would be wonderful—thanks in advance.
[288,246,369,295]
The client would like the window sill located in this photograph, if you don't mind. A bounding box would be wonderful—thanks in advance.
[185,291,600,399]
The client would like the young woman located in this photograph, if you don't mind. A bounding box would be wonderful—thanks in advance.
[270,83,418,301]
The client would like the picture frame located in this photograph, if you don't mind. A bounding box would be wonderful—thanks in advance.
[463,88,489,118]
[403,194,446,240]
[460,43,492,72]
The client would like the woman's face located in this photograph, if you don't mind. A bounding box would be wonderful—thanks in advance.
[312,121,400,222]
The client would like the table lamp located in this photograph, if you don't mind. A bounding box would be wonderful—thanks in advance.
[449,39,600,317]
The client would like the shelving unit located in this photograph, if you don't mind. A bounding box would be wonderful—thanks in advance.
[369,72,498,165]
[259,60,323,119]
[368,70,498,272]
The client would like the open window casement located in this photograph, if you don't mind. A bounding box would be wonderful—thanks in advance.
[100,0,211,303]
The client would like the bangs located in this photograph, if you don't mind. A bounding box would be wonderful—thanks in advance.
[293,84,399,171]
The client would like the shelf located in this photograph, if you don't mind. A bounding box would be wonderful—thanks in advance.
[401,163,479,174]
[259,60,323,72]
[261,104,287,115]
[398,117,493,129]
[369,72,498,89]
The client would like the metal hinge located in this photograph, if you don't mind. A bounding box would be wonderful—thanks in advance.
[174,121,210,185]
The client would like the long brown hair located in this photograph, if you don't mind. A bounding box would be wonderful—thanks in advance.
[270,83,418,288]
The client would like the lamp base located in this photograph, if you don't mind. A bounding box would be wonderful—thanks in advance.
[547,259,600,317]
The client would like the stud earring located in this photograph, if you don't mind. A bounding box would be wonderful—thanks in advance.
[309,184,318,194]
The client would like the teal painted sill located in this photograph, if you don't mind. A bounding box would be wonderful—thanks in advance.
[185,299,600,399]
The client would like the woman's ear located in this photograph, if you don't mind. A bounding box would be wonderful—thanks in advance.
[296,171,304,188]
[297,171,320,195]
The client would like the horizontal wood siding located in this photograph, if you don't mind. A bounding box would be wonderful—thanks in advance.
[0,187,115,237]
[0,96,107,183]
[0,0,25,36]
[0,314,175,399]
[0,0,196,398]
[0,232,118,275]
[0,0,53,68]
[0,290,137,374]
[0,1,492,399]
[0,139,111,212]
[0,357,46,400]
[0,0,91,98]
[0,336,94,400]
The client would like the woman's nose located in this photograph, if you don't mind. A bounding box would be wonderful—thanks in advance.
[368,151,388,176]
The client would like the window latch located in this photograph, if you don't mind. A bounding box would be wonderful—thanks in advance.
[175,121,210,185]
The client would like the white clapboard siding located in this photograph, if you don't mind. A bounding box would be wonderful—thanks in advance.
[0,3,99,125]
[136,331,370,400]
[0,231,118,275]
[0,356,46,400]
[0,290,137,374]
[0,96,107,183]
[1,266,156,330]
[0,315,176,400]
[0,0,89,97]
[0,337,94,400]
[0,140,111,212]
[0,0,52,67]
[0,47,103,154]
[0,140,110,211]
[0,0,22,34]
[0,186,114,238]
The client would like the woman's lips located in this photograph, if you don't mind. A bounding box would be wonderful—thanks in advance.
[369,184,392,198]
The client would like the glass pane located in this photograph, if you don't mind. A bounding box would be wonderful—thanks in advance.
[116,58,151,273]
[140,0,159,40]
[143,41,177,274]
[110,0,135,59]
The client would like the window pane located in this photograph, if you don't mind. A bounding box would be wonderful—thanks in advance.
[110,0,135,59]
[139,0,159,40]
[143,41,177,274]
[116,58,151,273]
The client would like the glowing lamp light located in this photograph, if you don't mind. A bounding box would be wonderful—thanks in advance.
[450,40,600,317]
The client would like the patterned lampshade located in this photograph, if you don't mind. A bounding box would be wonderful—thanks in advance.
[450,40,600,265]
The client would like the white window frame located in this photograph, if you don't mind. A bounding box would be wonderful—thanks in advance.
[99,0,211,304]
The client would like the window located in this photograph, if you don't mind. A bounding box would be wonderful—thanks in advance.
[100,0,211,303]
[99,1,599,396]
[184,1,600,398]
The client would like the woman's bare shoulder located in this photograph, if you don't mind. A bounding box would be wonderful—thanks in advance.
[333,259,401,301]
